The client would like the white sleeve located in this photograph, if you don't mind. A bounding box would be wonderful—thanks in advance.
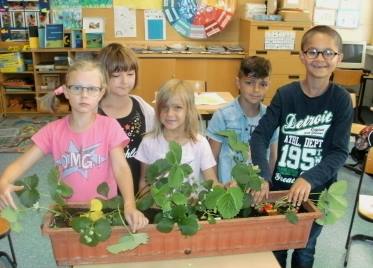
[135,137,151,164]
[199,137,217,171]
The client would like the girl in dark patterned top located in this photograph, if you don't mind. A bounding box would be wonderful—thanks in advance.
[97,43,154,194]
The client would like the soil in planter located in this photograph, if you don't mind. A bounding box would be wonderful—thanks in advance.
[50,203,305,228]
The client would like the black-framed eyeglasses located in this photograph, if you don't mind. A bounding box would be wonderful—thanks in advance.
[303,48,340,60]
[67,85,102,96]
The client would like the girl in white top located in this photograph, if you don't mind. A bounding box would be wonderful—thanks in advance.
[135,79,218,189]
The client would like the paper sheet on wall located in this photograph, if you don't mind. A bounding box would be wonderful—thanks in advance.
[264,31,295,50]
[315,0,340,9]
[313,8,336,26]
[114,7,136,37]
[144,9,166,40]
[336,10,360,28]
[339,0,360,10]
[113,0,162,9]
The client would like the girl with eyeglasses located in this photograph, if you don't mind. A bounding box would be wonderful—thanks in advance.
[0,59,148,232]
[250,25,353,268]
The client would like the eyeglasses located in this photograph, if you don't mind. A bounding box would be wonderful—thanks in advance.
[67,85,102,96]
[303,48,340,60]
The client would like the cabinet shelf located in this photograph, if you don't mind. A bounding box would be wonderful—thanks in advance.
[4,91,36,95]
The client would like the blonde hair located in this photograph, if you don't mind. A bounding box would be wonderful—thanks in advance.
[97,43,139,88]
[151,79,201,142]
[37,59,108,113]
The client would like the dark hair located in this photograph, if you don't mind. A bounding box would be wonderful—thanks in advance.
[301,25,343,52]
[97,43,139,88]
[238,56,271,78]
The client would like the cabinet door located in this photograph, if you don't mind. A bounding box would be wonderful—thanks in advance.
[175,59,207,81]
[205,59,240,97]
[136,58,176,103]
[247,50,306,75]
[263,74,305,105]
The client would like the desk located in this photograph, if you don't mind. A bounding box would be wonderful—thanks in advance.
[74,252,280,268]
[197,92,234,120]
[351,123,366,136]
[357,73,373,123]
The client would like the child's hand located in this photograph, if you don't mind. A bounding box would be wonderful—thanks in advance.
[0,180,24,210]
[124,206,149,233]
[287,177,311,207]
[251,181,269,205]
[224,180,237,188]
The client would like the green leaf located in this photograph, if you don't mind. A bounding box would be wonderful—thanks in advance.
[171,205,187,221]
[15,174,39,190]
[136,193,154,211]
[146,159,172,183]
[0,206,18,223]
[102,196,124,210]
[218,130,248,161]
[285,211,299,224]
[17,188,40,208]
[47,166,59,186]
[168,166,184,188]
[204,186,225,210]
[97,182,109,198]
[172,192,187,205]
[56,183,73,198]
[316,208,338,225]
[179,215,199,236]
[107,233,149,254]
[180,164,193,177]
[71,216,92,233]
[156,217,175,233]
[217,187,244,219]
[94,218,112,242]
[328,180,348,196]
[169,141,182,164]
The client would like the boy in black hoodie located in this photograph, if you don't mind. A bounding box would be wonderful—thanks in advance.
[250,25,353,268]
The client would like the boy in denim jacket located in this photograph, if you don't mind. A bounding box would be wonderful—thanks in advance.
[207,56,278,189]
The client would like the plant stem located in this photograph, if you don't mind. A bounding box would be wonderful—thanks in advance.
[117,205,133,236]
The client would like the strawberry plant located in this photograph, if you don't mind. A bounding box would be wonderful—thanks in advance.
[0,167,149,253]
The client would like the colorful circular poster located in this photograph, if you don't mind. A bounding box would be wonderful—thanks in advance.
[163,0,236,39]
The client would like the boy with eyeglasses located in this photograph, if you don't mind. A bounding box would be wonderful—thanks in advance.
[207,56,278,185]
[250,25,353,268]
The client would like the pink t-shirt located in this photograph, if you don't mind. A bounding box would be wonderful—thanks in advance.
[32,114,129,202]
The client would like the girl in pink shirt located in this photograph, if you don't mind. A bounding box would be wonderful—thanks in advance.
[0,59,148,232]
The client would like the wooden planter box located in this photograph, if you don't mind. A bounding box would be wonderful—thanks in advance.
[41,191,322,266]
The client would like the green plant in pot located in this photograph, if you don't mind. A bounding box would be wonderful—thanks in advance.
[0,131,348,255]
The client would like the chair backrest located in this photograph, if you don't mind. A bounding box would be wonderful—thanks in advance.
[332,68,364,87]
[182,80,206,93]
[364,148,373,174]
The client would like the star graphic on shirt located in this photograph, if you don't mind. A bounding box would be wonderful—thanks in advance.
[56,141,106,178]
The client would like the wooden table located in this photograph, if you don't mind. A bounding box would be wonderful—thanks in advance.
[74,252,280,268]
[196,92,234,115]
[351,123,366,136]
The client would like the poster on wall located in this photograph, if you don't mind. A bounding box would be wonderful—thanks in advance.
[114,6,136,37]
[144,9,165,40]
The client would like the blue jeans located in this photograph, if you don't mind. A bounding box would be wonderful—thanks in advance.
[273,222,323,268]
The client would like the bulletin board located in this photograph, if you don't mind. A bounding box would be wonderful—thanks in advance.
[82,6,241,45]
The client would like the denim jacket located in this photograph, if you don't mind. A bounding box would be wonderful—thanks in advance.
[207,98,278,183]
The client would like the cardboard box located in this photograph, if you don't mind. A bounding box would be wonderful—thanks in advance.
[278,0,303,10]
[279,10,312,22]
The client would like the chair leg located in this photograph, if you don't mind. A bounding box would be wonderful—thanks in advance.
[344,236,352,267]
[344,234,373,267]
[0,233,17,268]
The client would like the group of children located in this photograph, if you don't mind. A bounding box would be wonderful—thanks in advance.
[0,25,353,268]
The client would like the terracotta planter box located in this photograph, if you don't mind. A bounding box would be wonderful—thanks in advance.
[41,191,322,266]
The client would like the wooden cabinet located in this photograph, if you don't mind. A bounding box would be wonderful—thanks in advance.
[239,19,311,104]
[135,55,242,104]
[0,49,242,115]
